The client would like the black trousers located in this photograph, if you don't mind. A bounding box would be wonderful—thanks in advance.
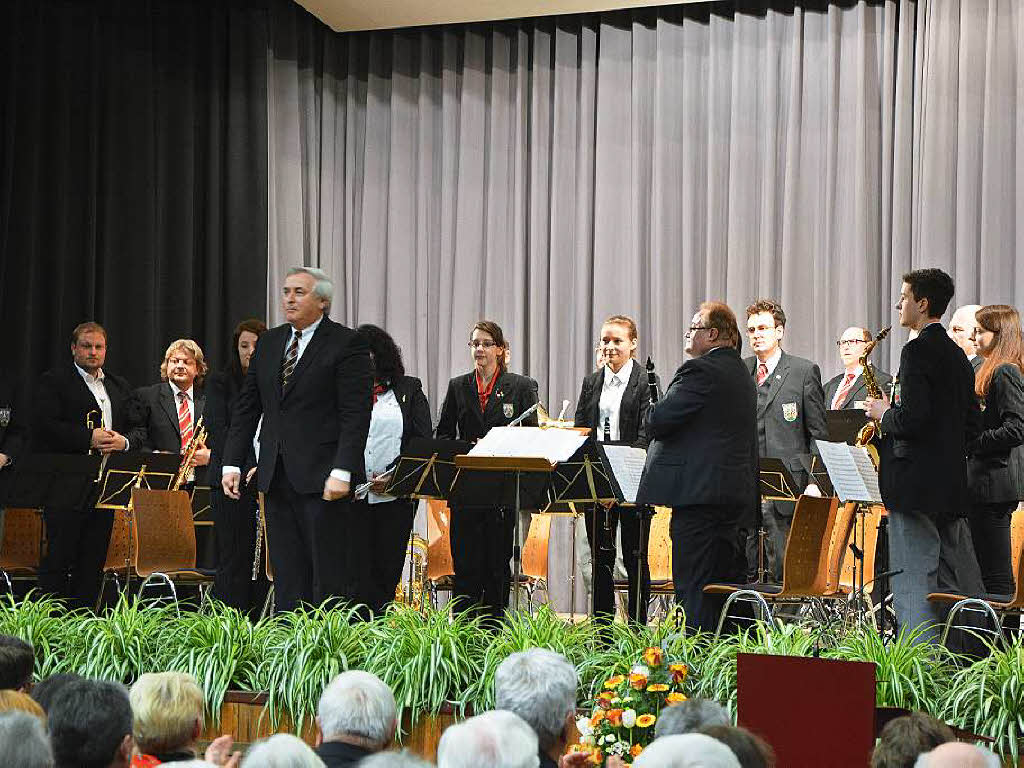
[671,504,745,634]
[210,483,270,620]
[449,504,515,625]
[346,497,416,617]
[38,505,113,610]
[583,503,651,624]
[264,458,352,613]
[968,501,1015,596]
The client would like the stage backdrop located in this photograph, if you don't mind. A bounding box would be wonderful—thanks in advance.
[265,0,1023,610]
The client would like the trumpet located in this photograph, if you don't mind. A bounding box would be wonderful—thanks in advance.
[86,409,102,455]
[172,417,207,491]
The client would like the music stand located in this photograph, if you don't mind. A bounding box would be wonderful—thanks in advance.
[754,458,800,583]
[382,438,473,500]
[0,453,104,510]
[827,409,870,445]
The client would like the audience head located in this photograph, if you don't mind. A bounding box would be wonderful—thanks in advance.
[0,689,46,723]
[0,633,35,691]
[317,670,395,751]
[242,733,325,767]
[129,672,204,757]
[654,698,730,739]
[913,742,1000,768]
[48,679,133,768]
[745,300,786,358]
[159,339,208,389]
[470,321,508,376]
[31,673,84,714]
[231,318,268,379]
[949,304,982,356]
[699,725,774,768]
[283,266,333,326]
[357,324,407,385]
[899,268,955,327]
[0,710,54,768]
[359,751,434,768]
[600,315,639,372]
[634,733,742,768]
[836,327,872,369]
[494,648,577,755]
[871,712,954,768]
[437,710,539,768]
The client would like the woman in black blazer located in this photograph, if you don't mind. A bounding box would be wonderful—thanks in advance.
[347,324,433,617]
[436,320,539,624]
[574,314,654,625]
[967,305,1024,596]
[204,318,268,618]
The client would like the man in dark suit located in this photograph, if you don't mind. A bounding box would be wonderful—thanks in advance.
[743,300,829,582]
[135,339,210,484]
[32,322,144,608]
[637,301,758,632]
[221,267,373,613]
[949,304,984,374]
[824,327,893,412]
[865,269,985,644]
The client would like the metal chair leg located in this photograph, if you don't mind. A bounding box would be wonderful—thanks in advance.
[939,598,1005,647]
[713,590,774,640]
[0,570,12,595]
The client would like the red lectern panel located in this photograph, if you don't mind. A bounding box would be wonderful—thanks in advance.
[737,653,876,768]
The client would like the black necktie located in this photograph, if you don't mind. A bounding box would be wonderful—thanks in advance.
[281,329,302,388]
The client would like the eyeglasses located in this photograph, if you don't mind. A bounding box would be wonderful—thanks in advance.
[686,325,709,335]
[836,339,868,348]
[468,340,498,349]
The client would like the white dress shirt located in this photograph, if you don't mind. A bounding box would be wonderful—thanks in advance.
[830,365,863,409]
[75,363,129,450]
[597,358,634,442]
[364,389,404,504]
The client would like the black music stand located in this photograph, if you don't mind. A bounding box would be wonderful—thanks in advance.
[0,453,104,511]
[382,438,473,500]
[95,452,179,509]
[827,409,870,445]
[755,458,799,584]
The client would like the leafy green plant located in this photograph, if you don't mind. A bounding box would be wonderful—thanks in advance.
[0,592,89,679]
[74,595,175,683]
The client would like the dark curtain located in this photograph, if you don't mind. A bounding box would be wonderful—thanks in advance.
[0,0,269,392]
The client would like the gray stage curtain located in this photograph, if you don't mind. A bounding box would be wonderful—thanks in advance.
[265,0,1023,611]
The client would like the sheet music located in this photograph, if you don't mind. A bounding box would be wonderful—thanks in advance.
[468,426,588,464]
[601,445,648,504]
[814,440,882,503]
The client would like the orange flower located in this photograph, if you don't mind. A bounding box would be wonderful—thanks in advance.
[646,684,669,692]
[631,744,644,757]
[606,708,624,727]
[604,675,626,688]
[643,647,664,667]
[590,710,606,727]
[669,663,688,683]
[588,749,603,765]
[667,692,688,704]
[597,690,616,707]
[636,714,657,728]
[629,674,648,690]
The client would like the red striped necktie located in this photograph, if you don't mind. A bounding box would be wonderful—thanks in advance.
[177,391,192,451]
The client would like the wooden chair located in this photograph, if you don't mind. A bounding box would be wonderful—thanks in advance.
[514,513,552,611]
[646,507,675,619]
[928,506,1024,645]
[704,495,840,637]
[426,500,454,607]
[0,508,44,592]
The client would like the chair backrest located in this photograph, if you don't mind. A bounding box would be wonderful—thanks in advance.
[779,495,839,596]
[825,502,857,593]
[0,509,42,570]
[426,500,454,581]
[521,514,551,580]
[131,488,196,577]
[648,507,673,582]
[103,509,137,573]
[838,505,884,592]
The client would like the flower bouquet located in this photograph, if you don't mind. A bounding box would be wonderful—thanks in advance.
[572,646,689,765]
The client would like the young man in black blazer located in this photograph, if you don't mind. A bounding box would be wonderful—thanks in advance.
[865,269,985,644]
[31,322,144,608]
[637,302,758,633]
[221,267,373,613]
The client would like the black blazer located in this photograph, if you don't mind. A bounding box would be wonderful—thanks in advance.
[637,346,759,512]
[31,364,143,454]
[135,382,206,454]
[743,351,829,488]
[823,366,893,410]
[387,375,433,452]
[314,741,372,768]
[435,370,539,442]
[966,363,1024,504]
[205,368,254,481]
[879,322,982,521]
[573,360,653,448]
[0,372,27,463]
[223,317,374,495]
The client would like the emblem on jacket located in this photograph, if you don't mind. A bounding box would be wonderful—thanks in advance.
[782,402,798,422]
[0,408,8,428]
[503,403,514,419]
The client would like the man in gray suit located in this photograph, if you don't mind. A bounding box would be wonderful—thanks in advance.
[743,299,829,582]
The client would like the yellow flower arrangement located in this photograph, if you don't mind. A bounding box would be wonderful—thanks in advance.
[628,674,648,690]
[642,647,664,667]
[604,675,626,688]
[666,692,687,704]
[636,714,656,728]
[646,684,669,692]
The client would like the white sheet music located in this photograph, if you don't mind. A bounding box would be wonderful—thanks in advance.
[468,426,588,464]
[601,445,648,504]
[814,440,883,503]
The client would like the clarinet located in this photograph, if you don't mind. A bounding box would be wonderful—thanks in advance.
[251,490,263,582]
[646,357,659,404]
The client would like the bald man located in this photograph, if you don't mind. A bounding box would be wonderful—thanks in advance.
[949,304,983,373]
[824,327,893,413]
[914,741,1000,768]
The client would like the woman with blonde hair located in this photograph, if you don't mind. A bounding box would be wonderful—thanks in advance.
[129,672,205,765]
[967,304,1024,595]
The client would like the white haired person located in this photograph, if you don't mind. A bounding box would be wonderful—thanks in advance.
[315,671,396,767]
[242,734,325,768]
[631,734,741,768]
[437,710,539,768]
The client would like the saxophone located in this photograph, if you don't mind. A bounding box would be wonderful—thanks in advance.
[854,326,892,447]
[172,417,207,491]
[393,534,428,612]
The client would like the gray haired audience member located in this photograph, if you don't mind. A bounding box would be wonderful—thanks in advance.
[654,698,731,739]
[437,710,539,768]
[315,670,397,768]
[699,725,774,768]
[358,751,433,768]
[243,733,325,767]
[871,712,955,768]
[633,734,741,768]
[0,710,54,768]
[48,679,134,768]
[494,648,578,768]
[914,742,1001,768]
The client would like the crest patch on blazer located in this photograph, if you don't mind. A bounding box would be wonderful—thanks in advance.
[782,402,798,422]
[503,403,514,419]
[0,408,9,428]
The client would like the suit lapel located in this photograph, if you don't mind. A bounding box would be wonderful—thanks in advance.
[844,376,869,410]
[194,389,205,422]
[463,373,486,432]
[483,371,507,424]
[159,385,182,437]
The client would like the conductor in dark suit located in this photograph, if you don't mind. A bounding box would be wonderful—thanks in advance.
[865,269,985,643]
[637,302,758,633]
[823,327,893,412]
[32,321,144,608]
[436,320,539,624]
[135,339,210,484]
[743,299,829,581]
[573,315,654,625]
[221,267,373,614]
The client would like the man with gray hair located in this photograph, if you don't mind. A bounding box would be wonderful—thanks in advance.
[437,710,539,768]
[0,710,54,768]
[914,742,1001,768]
[948,304,984,372]
[653,698,730,739]
[315,670,396,767]
[495,649,578,768]
[223,266,373,612]
[633,733,741,768]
